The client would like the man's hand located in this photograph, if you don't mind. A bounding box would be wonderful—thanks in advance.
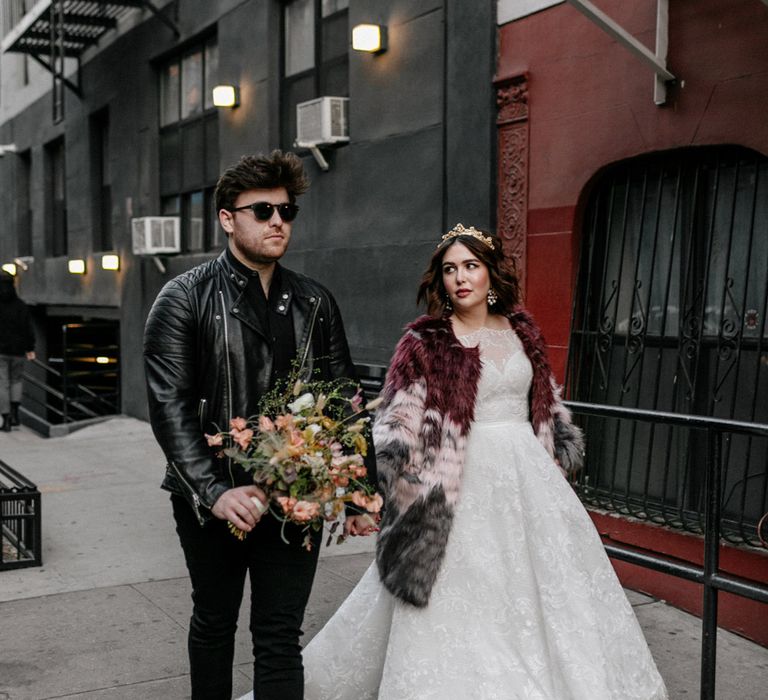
[344,514,379,537]
[211,485,268,533]
[25,351,35,361]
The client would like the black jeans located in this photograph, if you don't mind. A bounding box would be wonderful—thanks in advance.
[172,495,321,700]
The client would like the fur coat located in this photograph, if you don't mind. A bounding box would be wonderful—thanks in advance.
[373,309,585,607]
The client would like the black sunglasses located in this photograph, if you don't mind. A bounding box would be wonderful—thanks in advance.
[229,201,300,222]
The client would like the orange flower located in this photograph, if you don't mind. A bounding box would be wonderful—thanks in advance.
[205,433,223,447]
[277,496,297,514]
[364,493,384,513]
[350,491,383,513]
[292,500,321,522]
[275,414,295,430]
[230,417,247,431]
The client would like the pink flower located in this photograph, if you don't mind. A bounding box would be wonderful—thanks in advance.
[291,500,321,522]
[350,491,368,509]
[231,428,253,450]
[258,415,275,432]
[205,433,223,447]
[350,389,363,412]
[230,417,247,431]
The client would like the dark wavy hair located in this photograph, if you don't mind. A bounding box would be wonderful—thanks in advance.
[416,229,521,317]
[214,150,310,212]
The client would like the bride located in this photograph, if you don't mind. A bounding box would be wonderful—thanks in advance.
[242,223,668,700]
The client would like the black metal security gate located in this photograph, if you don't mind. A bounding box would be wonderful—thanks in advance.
[568,145,768,547]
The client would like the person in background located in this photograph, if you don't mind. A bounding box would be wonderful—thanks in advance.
[0,270,35,432]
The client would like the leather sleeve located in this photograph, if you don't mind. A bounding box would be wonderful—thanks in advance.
[143,279,229,521]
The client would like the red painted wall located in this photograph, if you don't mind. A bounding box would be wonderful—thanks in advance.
[497,0,768,643]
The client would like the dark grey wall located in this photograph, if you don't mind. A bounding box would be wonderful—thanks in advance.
[0,0,497,421]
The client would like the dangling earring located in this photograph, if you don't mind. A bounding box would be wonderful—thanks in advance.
[487,288,498,306]
[444,294,453,311]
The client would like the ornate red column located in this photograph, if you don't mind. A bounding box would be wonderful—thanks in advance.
[495,72,529,294]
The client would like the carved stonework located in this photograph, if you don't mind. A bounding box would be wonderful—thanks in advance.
[495,73,529,290]
[496,76,528,125]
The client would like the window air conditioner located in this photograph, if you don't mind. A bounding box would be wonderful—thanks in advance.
[295,96,349,146]
[131,216,181,255]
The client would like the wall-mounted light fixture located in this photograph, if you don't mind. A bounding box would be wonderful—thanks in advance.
[352,24,387,54]
[96,356,111,364]
[101,253,120,271]
[0,143,18,157]
[68,259,86,275]
[2,263,17,276]
[212,84,240,108]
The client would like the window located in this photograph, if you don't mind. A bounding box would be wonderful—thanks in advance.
[161,188,219,253]
[281,0,349,148]
[568,146,768,547]
[45,137,67,257]
[90,108,111,251]
[160,38,218,127]
[158,36,219,252]
[16,150,32,257]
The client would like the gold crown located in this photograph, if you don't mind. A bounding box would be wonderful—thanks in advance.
[439,223,495,250]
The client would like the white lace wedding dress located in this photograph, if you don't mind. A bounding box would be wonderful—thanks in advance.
[241,328,668,700]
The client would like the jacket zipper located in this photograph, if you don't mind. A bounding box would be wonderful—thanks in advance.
[297,294,321,379]
[170,460,207,526]
[219,290,235,487]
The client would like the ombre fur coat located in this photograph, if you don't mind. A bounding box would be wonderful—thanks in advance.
[373,309,585,607]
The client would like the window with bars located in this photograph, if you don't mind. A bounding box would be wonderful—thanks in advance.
[281,0,349,149]
[568,146,768,547]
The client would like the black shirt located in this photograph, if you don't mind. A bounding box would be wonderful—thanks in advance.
[225,249,296,390]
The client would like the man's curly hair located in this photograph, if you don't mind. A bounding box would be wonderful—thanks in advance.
[214,150,310,212]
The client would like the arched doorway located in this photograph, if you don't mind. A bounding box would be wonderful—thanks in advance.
[568,146,768,547]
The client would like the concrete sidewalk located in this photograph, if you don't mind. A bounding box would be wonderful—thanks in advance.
[0,418,766,699]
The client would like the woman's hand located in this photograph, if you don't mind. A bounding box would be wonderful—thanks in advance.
[344,514,380,537]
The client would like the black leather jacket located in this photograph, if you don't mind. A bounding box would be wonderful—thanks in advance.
[144,251,372,525]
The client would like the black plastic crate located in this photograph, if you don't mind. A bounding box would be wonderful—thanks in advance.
[0,460,42,571]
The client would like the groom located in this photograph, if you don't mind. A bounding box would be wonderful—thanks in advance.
[144,150,376,699]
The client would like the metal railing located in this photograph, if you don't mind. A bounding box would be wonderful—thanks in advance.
[22,357,118,425]
[0,459,41,571]
[565,400,768,700]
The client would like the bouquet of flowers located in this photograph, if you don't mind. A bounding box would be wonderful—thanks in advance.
[206,377,383,550]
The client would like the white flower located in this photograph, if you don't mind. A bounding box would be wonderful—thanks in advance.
[288,392,315,413]
[306,423,322,435]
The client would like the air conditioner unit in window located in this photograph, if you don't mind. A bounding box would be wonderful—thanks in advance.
[296,96,349,147]
[131,217,181,255]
